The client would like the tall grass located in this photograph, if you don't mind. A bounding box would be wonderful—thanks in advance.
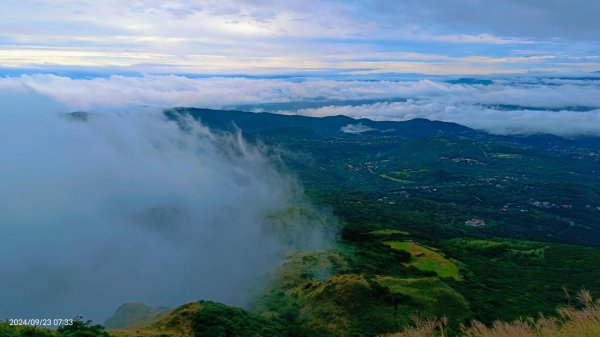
[385,290,600,337]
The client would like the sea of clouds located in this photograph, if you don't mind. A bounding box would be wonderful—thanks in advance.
[2,74,599,136]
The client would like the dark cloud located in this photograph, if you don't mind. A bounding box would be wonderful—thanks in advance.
[362,0,600,41]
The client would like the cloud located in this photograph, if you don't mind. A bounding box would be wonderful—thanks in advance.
[1,74,421,109]
[0,1,598,74]
[369,0,600,41]
[0,88,336,322]
[6,74,600,109]
[341,123,375,134]
[0,74,600,136]
[2,74,600,136]
[297,101,600,137]
[5,1,599,42]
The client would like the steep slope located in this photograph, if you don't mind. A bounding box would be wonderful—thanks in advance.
[111,301,287,337]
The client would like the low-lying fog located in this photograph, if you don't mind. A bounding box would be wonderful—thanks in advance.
[0,89,336,322]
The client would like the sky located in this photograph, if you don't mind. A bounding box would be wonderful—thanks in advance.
[1,0,599,75]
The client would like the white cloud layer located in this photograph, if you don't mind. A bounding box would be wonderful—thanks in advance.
[341,123,375,134]
[3,74,600,136]
[299,102,600,137]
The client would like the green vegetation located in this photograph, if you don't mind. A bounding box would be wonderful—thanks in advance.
[384,241,461,280]
[191,301,287,337]
[442,238,600,323]
[249,235,600,336]
[376,277,470,323]
[388,290,600,337]
[380,174,413,184]
[490,153,522,159]
[124,301,201,337]
[0,324,53,337]
[370,229,410,236]
[258,272,469,337]
[254,248,468,337]
[381,169,430,184]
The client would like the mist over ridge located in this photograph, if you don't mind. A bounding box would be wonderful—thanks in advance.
[0,89,337,322]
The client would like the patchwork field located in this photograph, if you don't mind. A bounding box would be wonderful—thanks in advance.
[379,174,413,184]
[384,241,461,280]
[369,229,410,236]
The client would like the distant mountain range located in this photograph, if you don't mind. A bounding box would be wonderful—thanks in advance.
[164,108,600,149]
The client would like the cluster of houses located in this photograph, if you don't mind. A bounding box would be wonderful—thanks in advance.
[530,200,575,209]
[465,218,487,227]
[438,156,486,166]
[530,200,555,208]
